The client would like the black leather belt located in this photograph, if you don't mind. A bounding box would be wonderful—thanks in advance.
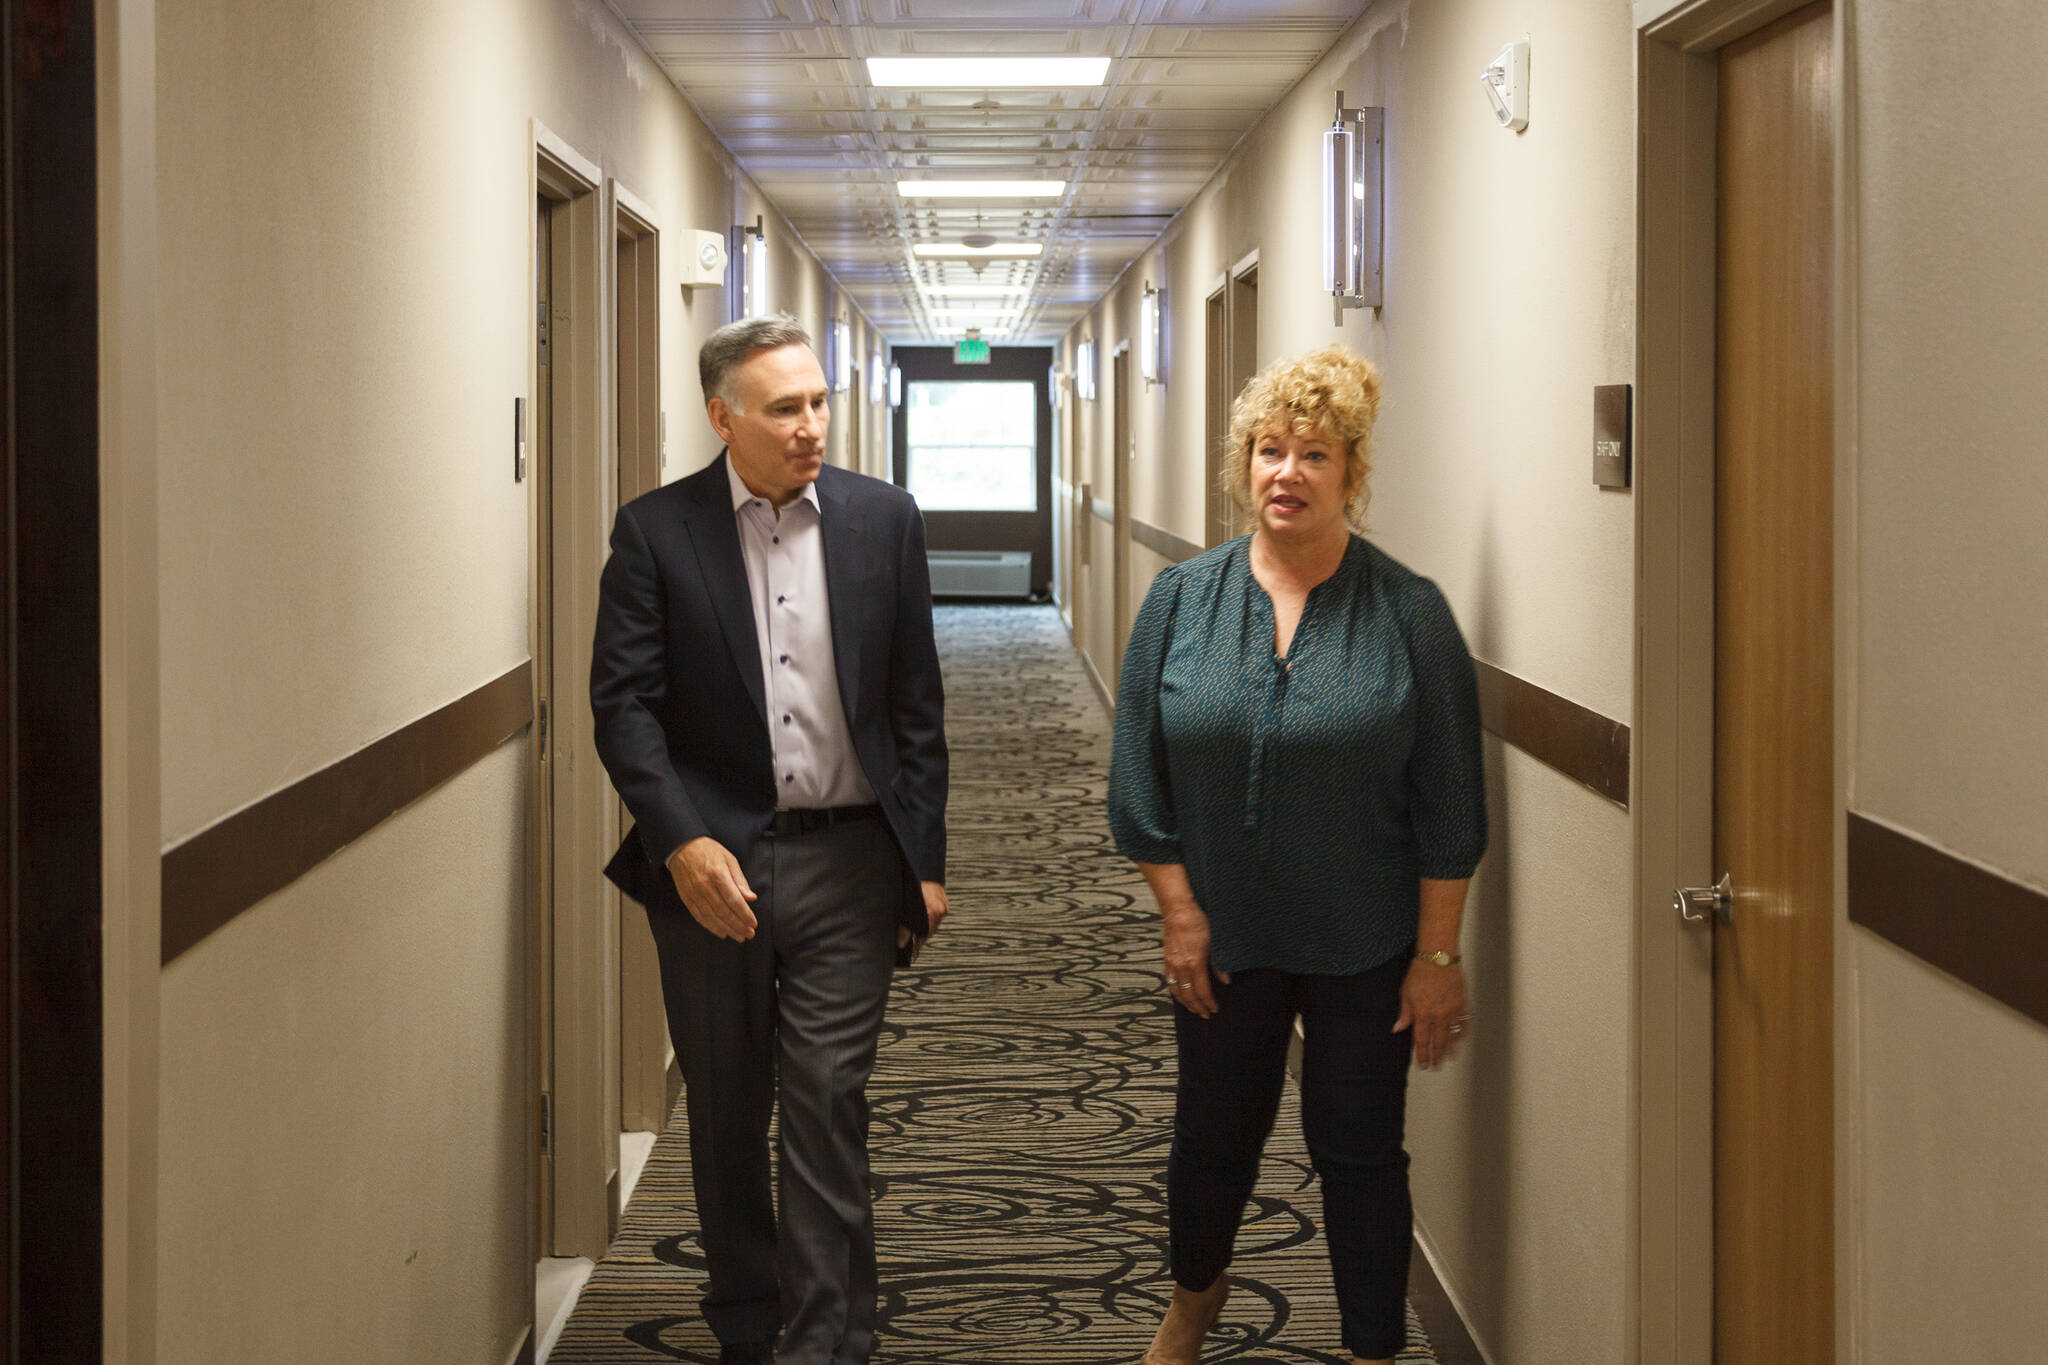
[765,804,882,837]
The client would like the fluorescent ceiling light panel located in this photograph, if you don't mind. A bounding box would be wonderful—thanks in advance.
[867,57,1110,88]
[897,180,1066,199]
[918,284,1029,297]
[913,243,1043,258]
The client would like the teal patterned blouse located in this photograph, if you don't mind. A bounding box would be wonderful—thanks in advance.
[1107,535,1488,976]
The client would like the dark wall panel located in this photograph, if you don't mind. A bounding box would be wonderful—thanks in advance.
[5,0,104,1357]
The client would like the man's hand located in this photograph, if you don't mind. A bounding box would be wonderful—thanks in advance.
[667,837,759,941]
[897,881,948,955]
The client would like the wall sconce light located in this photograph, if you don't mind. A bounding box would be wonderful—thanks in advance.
[869,347,886,404]
[1076,339,1096,401]
[888,364,902,408]
[832,316,852,392]
[732,215,765,320]
[1322,92,1384,312]
[1481,39,1531,132]
[1140,282,1164,389]
[1049,363,1063,408]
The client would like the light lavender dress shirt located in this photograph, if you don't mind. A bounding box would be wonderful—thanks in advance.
[726,458,876,810]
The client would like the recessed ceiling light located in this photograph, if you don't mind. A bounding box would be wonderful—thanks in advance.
[867,57,1111,88]
[897,180,1067,199]
[913,243,1043,259]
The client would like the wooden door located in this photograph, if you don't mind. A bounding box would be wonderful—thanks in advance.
[1111,348,1132,684]
[533,191,560,1258]
[1070,398,1085,647]
[1204,286,1229,547]
[1713,5,1835,1360]
[614,209,670,1142]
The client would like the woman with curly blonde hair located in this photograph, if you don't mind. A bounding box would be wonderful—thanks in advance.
[1108,346,1487,1365]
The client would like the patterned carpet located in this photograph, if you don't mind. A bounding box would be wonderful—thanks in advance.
[549,605,1436,1363]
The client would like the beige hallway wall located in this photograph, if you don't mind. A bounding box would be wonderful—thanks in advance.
[1841,3,2048,1358]
[151,1,872,1359]
[1063,1,1639,1360]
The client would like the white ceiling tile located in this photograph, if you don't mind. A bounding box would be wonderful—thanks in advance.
[1149,0,1364,20]
[1132,25,1343,58]
[633,27,847,58]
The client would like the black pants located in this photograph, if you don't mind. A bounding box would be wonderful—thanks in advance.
[1168,950,1415,1360]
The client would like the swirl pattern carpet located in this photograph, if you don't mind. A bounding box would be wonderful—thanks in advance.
[548,605,1437,1364]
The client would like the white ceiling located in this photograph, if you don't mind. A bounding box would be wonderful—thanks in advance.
[609,0,1369,344]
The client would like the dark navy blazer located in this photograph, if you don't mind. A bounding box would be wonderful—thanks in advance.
[590,453,948,933]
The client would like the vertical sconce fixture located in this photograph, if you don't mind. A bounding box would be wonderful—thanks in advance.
[1049,363,1063,408]
[732,215,765,320]
[832,316,852,392]
[869,347,886,404]
[888,364,902,409]
[1322,92,1384,312]
[1139,282,1163,389]
[1076,339,1096,400]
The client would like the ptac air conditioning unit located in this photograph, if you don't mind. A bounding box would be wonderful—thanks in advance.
[927,550,1032,599]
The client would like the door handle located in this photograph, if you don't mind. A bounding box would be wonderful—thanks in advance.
[1674,871,1734,925]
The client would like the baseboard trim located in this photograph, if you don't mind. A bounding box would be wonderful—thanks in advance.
[505,1323,534,1365]
[1410,1225,1492,1365]
[1079,646,1115,719]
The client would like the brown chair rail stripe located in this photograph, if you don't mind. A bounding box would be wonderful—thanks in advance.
[1130,517,1205,566]
[161,661,534,965]
[1848,812,2048,1029]
[1471,659,1630,807]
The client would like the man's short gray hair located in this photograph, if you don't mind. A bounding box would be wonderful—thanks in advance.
[699,313,813,412]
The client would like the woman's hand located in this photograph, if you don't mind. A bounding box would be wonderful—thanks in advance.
[1162,904,1230,1017]
[1395,958,1469,1070]
[1136,862,1231,1016]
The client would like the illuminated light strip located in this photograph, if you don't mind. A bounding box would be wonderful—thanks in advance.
[912,243,1043,259]
[897,180,1067,198]
[867,57,1110,87]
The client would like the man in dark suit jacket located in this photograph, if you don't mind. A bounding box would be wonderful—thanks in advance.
[590,314,948,1365]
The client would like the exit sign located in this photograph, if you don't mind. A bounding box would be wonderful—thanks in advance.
[954,338,991,365]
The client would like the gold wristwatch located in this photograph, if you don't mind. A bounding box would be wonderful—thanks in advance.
[1416,950,1462,967]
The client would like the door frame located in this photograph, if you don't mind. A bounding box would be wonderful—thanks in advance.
[888,345,1055,596]
[1630,2,1855,1361]
[1203,250,1260,549]
[609,177,674,1146]
[532,121,616,1262]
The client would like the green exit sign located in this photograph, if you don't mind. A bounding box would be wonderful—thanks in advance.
[954,338,991,365]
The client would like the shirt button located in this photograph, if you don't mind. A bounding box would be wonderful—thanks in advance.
[779,654,789,664]
[772,536,780,544]
[777,595,786,605]
[784,773,794,783]
[782,714,792,724]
